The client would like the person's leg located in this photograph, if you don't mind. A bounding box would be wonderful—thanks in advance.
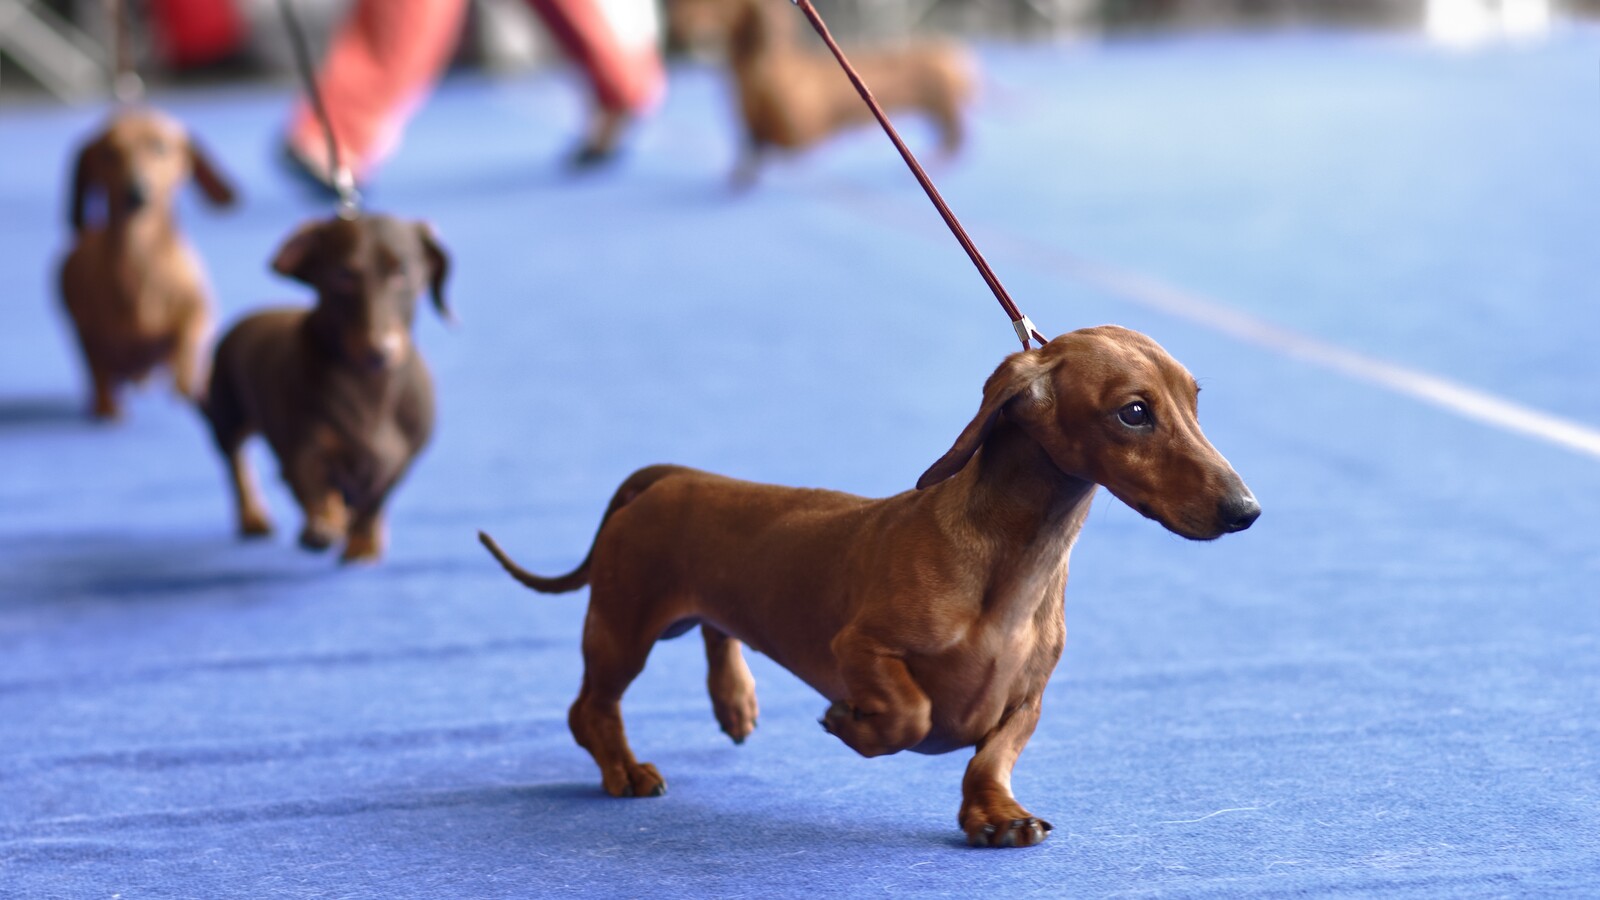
[285,0,470,185]
[525,0,665,164]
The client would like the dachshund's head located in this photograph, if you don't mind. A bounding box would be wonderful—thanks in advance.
[920,325,1260,541]
[271,214,452,372]
[69,109,235,232]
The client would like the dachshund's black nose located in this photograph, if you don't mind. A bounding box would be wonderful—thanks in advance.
[124,183,148,211]
[1219,493,1261,533]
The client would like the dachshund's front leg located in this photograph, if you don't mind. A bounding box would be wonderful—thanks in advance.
[286,435,348,552]
[730,135,768,191]
[820,628,932,758]
[959,695,1051,848]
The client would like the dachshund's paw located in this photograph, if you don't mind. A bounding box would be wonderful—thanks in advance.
[340,521,384,564]
[819,699,929,757]
[819,700,861,737]
[962,815,1052,849]
[710,674,759,744]
[298,523,338,552]
[339,539,383,565]
[713,692,758,745]
[821,700,899,755]
[238,511,274,538]
[603,762,667,798]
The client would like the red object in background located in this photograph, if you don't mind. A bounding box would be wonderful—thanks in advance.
[148,0,245,68]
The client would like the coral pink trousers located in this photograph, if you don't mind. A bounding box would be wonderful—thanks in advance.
[288,0,664,177]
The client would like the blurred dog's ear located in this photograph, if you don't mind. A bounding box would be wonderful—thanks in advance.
[187,136,237,208]
[917,351,1049,490]
[270,220,325,284]
[415,221,452,322]
[69,134,109,232]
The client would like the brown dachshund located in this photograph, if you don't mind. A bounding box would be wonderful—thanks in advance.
[670,0,974,185]
[58,109,237,419]
[204,214,450,564]
[480,325,1259,847]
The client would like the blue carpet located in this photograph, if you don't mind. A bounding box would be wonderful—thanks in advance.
[2,26,1598,899]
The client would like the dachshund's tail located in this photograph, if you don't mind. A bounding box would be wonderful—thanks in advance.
[478,464,688,594]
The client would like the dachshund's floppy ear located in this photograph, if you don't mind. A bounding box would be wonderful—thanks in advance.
[727,0,770,59]
[270,220,325,284]
[916,350,1049,490]
[69,134,109,232]
[187,136,237,208]
[415,221,452,322]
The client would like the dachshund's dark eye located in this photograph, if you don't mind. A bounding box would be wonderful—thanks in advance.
[327,267,361,293]
[1118,402,1150,428]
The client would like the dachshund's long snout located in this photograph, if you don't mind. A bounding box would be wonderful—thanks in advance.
[1219,492,1261,533]
[124,181,148,212]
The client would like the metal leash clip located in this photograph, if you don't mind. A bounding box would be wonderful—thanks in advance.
[107,0,144,104]
[332,166,361,220]
[1012,316,1038,350]
[112,72,144,105]
[280,0,363,220]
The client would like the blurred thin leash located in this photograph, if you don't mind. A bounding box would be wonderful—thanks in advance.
[105,0,143,103]
[277,0,361,218]
[788,0,1045,350]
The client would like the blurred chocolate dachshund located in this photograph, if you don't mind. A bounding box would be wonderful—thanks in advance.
[204,214,450,564]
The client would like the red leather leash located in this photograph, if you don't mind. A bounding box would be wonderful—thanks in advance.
[789,0,1045,350]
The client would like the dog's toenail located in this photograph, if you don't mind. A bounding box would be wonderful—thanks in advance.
[650,783,666,797]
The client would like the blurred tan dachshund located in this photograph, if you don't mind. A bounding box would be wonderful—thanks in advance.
[204,214,450,564]
[481,326,1260,848]
[59,109,236,419]
[670,0,974,185]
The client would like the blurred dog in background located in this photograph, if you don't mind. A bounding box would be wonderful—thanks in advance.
[59,109,236,419]
[203,214,450,564]
[669,0,975,186]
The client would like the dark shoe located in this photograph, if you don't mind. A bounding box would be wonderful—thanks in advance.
[566,139,625,170]
[279,137,349,200]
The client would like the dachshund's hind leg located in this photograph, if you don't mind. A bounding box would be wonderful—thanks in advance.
[77,342,121,421]
[205,377,272,537]
[932,101,965,157]
[703,624,758,744]
[227,447,274,538]
[569,583,680,798]
[731,135,769,191]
